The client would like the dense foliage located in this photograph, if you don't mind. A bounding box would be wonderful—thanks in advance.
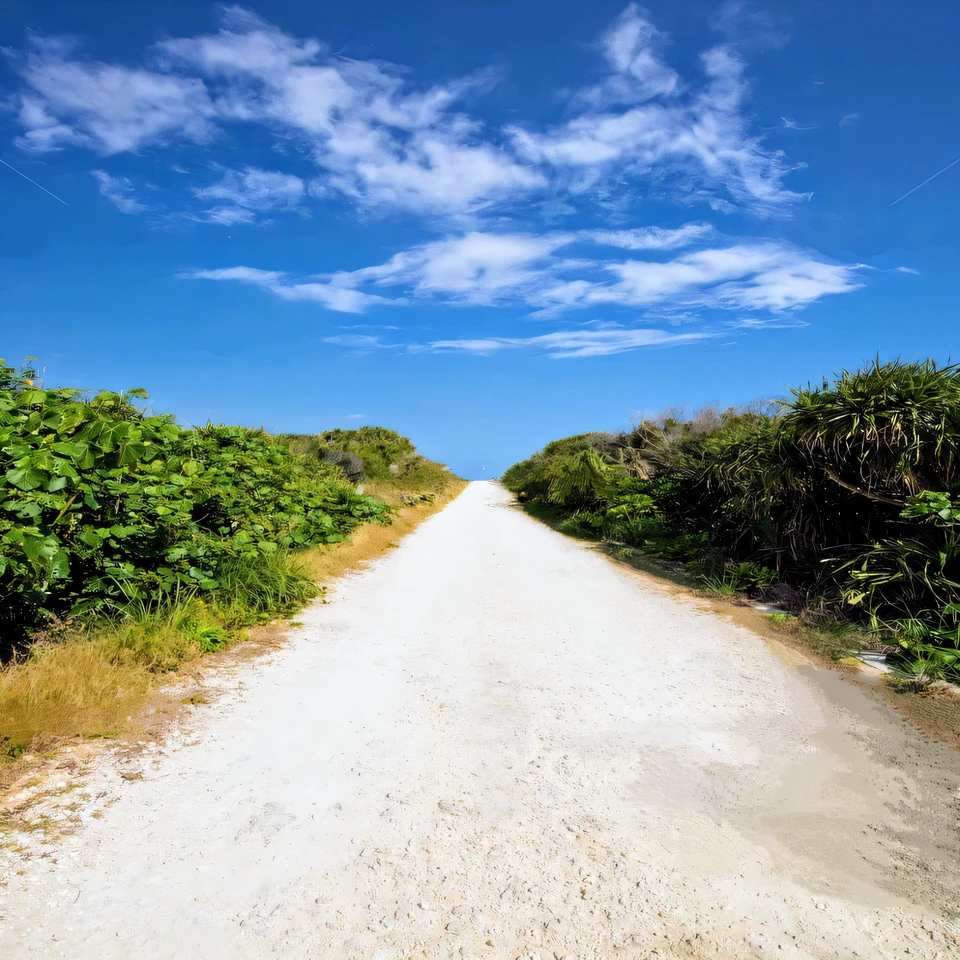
[280,425,453,492]
[0,358,389,653]
[503,360,960,683]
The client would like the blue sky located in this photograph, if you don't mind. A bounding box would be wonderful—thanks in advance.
[1,1,958,478]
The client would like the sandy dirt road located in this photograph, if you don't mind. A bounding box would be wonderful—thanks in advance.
[1,481,959,958]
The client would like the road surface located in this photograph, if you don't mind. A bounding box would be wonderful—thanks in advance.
[1,481,958,958]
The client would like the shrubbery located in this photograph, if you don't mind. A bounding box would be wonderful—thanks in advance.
[0,358,393,653]
[281,426,452,492]
[503,359,960,683]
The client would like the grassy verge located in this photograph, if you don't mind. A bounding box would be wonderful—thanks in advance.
[0,556,315,782]
[1,478,466,790]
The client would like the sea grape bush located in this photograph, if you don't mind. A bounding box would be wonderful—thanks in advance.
[0,358,388,647]
[503,359,960,681]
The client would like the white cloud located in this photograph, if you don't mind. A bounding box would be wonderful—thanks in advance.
[194,167,305,215]
[189,230,862,319]
[17,38,216,154]
[574,4,679,108]
[509,33,808,214]
[583,222,711,250]
[424,327,712,359]
[322,335,392,348]
[338,231,576,304]
[727,316,808,329]
[12,6,809,218]
[158,10,542,215]
[597,243,862,312]
[896,265,920,275]
[339,324,400,331]
[315,323,712,358]
[839,113,860,127]
[781,116,816,131]
[272,282,391,313]
[711,1,790,51]
[185,265,284,283]
[14,6,865,348]
[91,170,149,214]
[183,264,394,313]
[195,205,257,225]
[157,6,321,78]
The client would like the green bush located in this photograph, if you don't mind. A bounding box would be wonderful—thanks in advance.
[0,358,387,653]
[280,426,452,492]
[558,511,606,538]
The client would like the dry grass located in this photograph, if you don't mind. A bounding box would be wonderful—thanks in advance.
[0,639,151,764]
[0,614,210,781]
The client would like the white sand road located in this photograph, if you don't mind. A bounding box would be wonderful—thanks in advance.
[1,481,959,958]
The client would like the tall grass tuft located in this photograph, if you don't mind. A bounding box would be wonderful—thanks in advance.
[214,551,320,620]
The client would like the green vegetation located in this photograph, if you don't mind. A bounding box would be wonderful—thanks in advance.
[0,356,459,763]
[503,359,960,686]
[279,426,452,493]
[0,357,390,653]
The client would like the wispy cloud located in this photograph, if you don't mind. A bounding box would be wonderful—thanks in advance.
[193,166,305,222]
[339,324,400,331]
[185,265,284,284]
[839,112,860,127]
[507,7,810,215]
[336,232,576,306]
[322,334,396,348]
[11,4,866,360]
[314,323,704,364]
[781,116,816,131]
[91,170,149,214]
[187,227,861,324]
[156,8,542,216]
[573,4,679,108]
[11,5,810,219]
[582,223,712,250]
[183,264,394,313]
[194,205,256,225]
[16,36,216,154]
[595,243,861,313]
[711,1,790,51]
[896,265,920,275]
[726,316,808,329]
[421,326,712,359]
[271,284,394,313]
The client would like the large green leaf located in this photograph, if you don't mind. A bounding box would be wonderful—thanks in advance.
[6,466,47,491]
